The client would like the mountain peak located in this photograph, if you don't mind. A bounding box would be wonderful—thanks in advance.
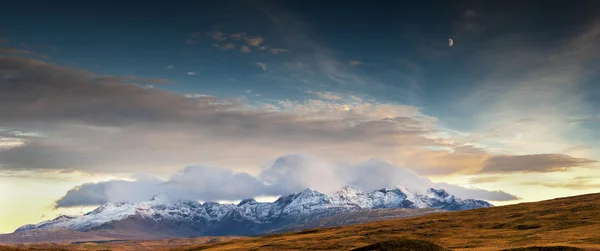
[53,215,78,221]
[302,187,317,193]
[84,202,122,216]
[292,187,328,201]
[339,186,363,192]
[334,186,366,198]
[375,187,406,194]
[150,195,170,203]
[427,188,450,198]
[297,187,323,197]
[237,198,258,206]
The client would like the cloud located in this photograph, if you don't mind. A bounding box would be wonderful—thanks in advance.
[258,155,345,194]
[260,4,383,88]
[0,46,51,60]
[56,179,163,207]
[186,71,197,75]
[0,56,443,174]
[219,43,236,50]
[348,60,363,66]
[269,48,288,54]
[55,166,267,207]
[240,45,251,53]
[458,20,600,158]
[203,31,280,54]
[0,137,27,150]
[481,154,596,173]
[229,33,246,40]
[0,56,594,179]
[184,40,196,45]
[196,25,293,61]
[258,155,517,201]
[0,38,9,44]
[306,90,342,100]
[0,47,37,56]
[265,93,437,127]
[569,117,600,123]
[0,169,98,182]
[138,78,177,85]
[167,65,174,69]
[469,176,505,184]
[54,154,518,207]
[520,176,600,190]
[208,31,227,41]
[256,62,267,71]
[245,36,264,47]
[0,130,35,150]
[92,75,177,85]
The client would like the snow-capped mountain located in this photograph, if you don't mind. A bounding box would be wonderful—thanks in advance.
[15,187,492,237]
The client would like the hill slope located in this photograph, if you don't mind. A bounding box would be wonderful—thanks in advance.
[0,236,245,251]
[174,192,600,251]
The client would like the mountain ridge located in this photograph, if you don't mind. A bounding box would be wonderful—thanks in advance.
[13,186,492,239]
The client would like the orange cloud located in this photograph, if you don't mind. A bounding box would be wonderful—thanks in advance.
[241,45,251,53]
[348,60,363,66]
[245,36,264,47]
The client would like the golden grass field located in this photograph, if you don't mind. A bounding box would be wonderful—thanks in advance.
[0,236,245,251]
[2,192,600,250]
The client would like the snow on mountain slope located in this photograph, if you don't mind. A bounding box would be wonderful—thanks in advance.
[332,186,373,209]
[15,186,493,236]
[17,202,137,232]
[279,188,336,216]
[420,188,493,210]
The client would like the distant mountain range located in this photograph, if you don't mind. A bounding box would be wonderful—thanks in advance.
[10,187,492,241]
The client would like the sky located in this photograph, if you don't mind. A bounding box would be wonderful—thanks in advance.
[1,0,600,233]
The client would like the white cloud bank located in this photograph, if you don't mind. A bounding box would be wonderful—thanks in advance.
[55,154,518,208]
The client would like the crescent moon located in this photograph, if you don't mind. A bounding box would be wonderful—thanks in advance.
[449,38,454,47]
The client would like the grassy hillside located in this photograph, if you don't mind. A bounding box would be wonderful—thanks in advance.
[0,236,245,251]
[174,193,600,250]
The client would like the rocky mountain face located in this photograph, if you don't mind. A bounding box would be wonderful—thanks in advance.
[15,187,492,238]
